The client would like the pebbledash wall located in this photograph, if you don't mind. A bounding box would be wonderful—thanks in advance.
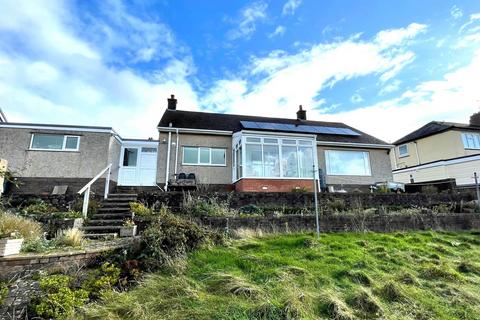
[157,131,393,192]
[0,126,121,194]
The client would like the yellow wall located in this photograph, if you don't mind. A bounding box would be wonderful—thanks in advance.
[392,130,480,169]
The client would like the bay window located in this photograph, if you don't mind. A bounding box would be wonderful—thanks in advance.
[233,134,316,180]
[325,150,371,176]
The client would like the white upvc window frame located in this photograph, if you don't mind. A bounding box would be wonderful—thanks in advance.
[325,149,372,176]
[29,134,80,152]
[462,132,480,150]
[398,144,409,157]
[182,146,227,166]
[232,132,318,182]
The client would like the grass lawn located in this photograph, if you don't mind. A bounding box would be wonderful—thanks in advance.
[86,231,480,319]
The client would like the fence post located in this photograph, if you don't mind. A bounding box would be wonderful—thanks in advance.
[313,164,320,238]
[475,172,480,211]
[82,187,90,219]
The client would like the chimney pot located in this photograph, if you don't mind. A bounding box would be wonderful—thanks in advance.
[167,94,177,110]
[296,105,306,120]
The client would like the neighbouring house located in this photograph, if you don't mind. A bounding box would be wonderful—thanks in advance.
[0,96,394,194]
[157,95,393,192]
[391,112,480,188]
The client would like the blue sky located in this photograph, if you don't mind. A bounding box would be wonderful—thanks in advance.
[1,0,480,142]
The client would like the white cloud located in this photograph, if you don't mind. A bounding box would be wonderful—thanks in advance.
[379,79,401,95]
[227,1,268,40]
[268,25,286,38]
[374,23,427,48]
[282,0,302,16]
[450,5,463,20]
[202,25,427,121]
[0,0,198,138]
[321,50,480,142]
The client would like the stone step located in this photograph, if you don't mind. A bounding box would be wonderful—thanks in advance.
[101,202,131,207]
[92,213,133,219]
[87,219,125,226]
[98,207,131,213]
[108,193,138,198]
[82,225,122,232]
[84,233,118,239]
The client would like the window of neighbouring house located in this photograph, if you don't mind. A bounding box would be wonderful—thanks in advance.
[234,135,315,180]
[325,150,371,176]
[462,132,480,149]
[182,147,226,166]
[30,134,80,151]
[398,144,409,157]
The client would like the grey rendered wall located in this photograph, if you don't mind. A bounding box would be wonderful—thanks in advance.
[107,135,122,182]
[317,146,393,185]
[0,127,113,178]
[157,131,233,185]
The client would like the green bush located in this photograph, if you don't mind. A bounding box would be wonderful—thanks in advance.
[21,237,55,253]
[22,200,58,215]
[182,193,237,217]
[239,204,264,215]
[72,198,100,215]
[326,198,346,212]
[34,275,88,320]
[140,212,218,269]
[82,262,121,298]
[130,202,153,217]
[51,211,83,219]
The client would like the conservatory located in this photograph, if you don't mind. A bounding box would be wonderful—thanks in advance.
[232,131,319,183]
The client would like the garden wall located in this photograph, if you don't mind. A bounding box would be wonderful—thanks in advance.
[138,191,476,212]
[198,213,480,233]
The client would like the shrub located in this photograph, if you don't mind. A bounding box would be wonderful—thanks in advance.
[0,281,8,305]
[130,202,153,217]
[0,211,43,241]
[72,198,100,215]
[326,198,346,212]
[239,204,264,215]
[34,275,89,320]
[51,211,83,219]
[55,228,84,247]
[182,193,237,217]
[82,262,121,298]
[22,200,58,215]
[22,237,56,253]
[140,212,216,269]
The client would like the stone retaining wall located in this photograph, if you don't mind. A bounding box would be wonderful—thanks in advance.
[198,213,480,233]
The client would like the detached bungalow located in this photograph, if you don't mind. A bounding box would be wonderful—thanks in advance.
[0,98,393,194]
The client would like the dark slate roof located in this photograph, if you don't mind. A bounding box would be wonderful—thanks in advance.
[158,109,390,145]
[394,121,480,145]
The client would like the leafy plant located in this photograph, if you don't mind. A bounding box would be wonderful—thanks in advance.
[51,210,83,219]
[55,228,84,247]
[0,211,43,241]
[182,193,237,217]
[82,262,121,298]
[0,281,8,305]
[238,204,264,215]
[130,202,153,217]
[22,200,58,215]
[326,198,346,212]
[21,236,56,253]
[34,274,88,320]
[123,219,136,227]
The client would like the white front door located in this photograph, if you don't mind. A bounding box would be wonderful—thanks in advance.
[118,145,158,186]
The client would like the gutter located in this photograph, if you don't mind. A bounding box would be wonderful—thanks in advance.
[316,141,393,149]
[157,126,232,136]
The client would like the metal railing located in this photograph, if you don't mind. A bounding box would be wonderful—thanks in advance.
[77,164,112,219]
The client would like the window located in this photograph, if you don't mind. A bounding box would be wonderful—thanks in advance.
[30,134,80,151]
[325,150,371,176]
[462,132,480,149]
[141,147,157,153]
[235,135,315,179]
[123,148,138,166]
[398,144,409,157]
[182,147,226,166]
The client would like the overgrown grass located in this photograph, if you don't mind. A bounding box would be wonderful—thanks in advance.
[85,231,480,319]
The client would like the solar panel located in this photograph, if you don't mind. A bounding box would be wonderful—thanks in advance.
[240,121,361,136]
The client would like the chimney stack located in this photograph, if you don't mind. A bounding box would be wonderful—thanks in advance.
[470,111,480,126]
[296,105,306,120]
[167,94,177,110]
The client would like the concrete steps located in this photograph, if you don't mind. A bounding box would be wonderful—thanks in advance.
[82,193,138,239]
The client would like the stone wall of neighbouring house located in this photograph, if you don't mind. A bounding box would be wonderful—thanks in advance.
[198,213,480,233]
[5,177,115,195]
[137,191,476,212]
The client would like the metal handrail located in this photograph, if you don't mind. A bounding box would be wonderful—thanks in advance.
[78,163,112,219]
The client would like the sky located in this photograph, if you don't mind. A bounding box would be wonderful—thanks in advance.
[1,0,480,142]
